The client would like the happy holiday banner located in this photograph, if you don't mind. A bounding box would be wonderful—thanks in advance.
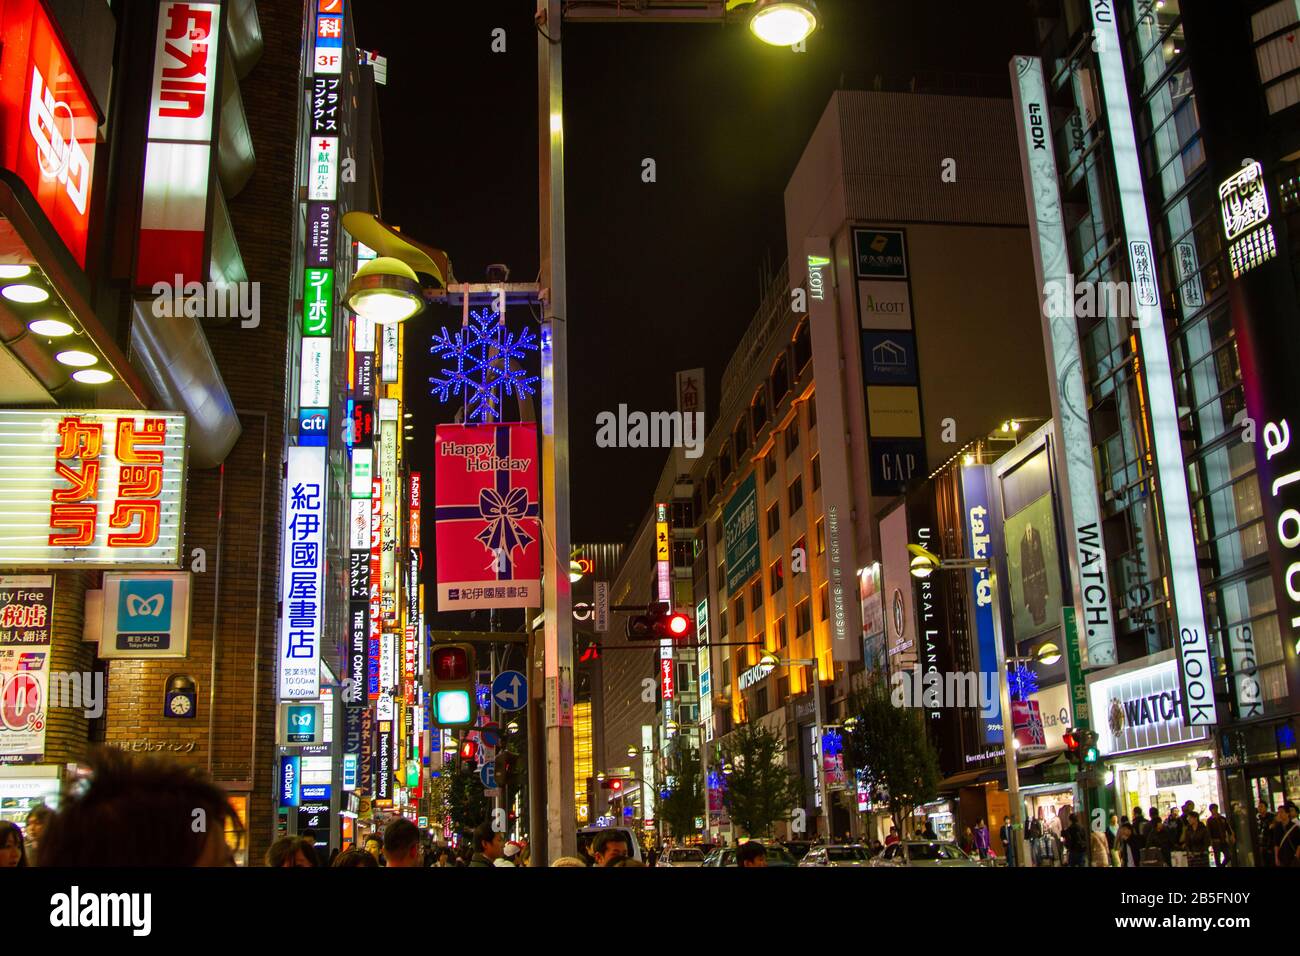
[433,423,540,611]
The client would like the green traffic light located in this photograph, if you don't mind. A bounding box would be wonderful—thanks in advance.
[1084,747,1099,764]
[434,689,472,725]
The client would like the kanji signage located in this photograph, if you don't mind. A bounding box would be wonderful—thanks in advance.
[433,423,540,610]
[310,77,341,135]
[0,574,53,764]
[278,446,327,700]
[303,268,334,336]
[1219,161,1277,278]
[314,0,345,75]
[0,0,99,267]
[0,411,187,567]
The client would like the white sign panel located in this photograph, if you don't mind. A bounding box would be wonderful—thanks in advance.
[1010,55,1118,667]
[1091,1,1216,724]
[857,280,913,330]
[308,137,338,201]
[98,572,192,659]
[300,338,331,409]
[279,446,327,700]
[147,2,222,142]
[350,448,372,499]
[1087,656,1209,757]
[349,498,369,550]
[0,410,187,567]
[381,323,399,382]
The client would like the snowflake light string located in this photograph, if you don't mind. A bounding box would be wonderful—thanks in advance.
[429,306,540,423]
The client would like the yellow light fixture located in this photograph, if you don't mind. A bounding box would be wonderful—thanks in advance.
[72,369,114,385]
[55,350,98,368]
[28,318,74,337]
[1036,641,1062,666]
[2,284,49,304]
[344,256,424,324]
[748,0,818,46]
[0,264,32,279]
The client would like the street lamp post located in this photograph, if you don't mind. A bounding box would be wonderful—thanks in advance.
[908,545,1026,867]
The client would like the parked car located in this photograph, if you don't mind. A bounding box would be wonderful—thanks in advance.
[659,847,707,867]
[798,844,871,867]
[869,841,984,868]
[702,842,798,867]
[782,840,817,861]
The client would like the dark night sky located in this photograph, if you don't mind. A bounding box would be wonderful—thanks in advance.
[353,1,1035,542]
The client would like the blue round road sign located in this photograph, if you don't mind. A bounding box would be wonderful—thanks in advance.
[491,670,528,712]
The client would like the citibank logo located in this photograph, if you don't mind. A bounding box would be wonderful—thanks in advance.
[28,66,90,215]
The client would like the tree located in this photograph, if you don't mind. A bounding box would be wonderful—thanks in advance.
[844,674,941,836]
[428,757,490,841]
[658,746,705,839]
[719,721,805,838]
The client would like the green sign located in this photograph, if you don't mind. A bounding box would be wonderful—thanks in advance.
[303,268,334,336]
[1063,607,1090,731]
[723,472,759,595]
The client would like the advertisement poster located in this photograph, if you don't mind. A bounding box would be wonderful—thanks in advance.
[433,423,540,610]
[0,576,54,763]
[859,564,886,672]
[1011,699,1046,756]
[723,473,759,596]
[1003,493,1062,643]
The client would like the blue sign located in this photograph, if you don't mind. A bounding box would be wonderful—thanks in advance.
[342,753,358,790]
[492,671,528,712]
[700,669,711,698]
[115,578,175,652]
[286,704,318,744]
[280,754,301,808]
[860,331,918,385]
[961,463,1004,744]
[480,724,501,749]
[298,408,329,447]
[723,473,760,595]
[479,762,496,789]
[623,806,634,818]
[301,784,331,801]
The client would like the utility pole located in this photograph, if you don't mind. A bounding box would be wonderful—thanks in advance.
[537,0,576,862]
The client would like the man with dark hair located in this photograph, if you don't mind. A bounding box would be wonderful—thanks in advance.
[39,747,240,866]
[592,830,630,866]
[468,821,504,867]
[384,818,422,868]
[736,841,767,867]
[266,836,317,867]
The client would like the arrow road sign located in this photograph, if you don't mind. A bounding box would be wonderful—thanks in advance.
[492,670,527,712]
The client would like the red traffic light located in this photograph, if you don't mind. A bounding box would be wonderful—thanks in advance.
[433,646,470,681]
[1062,730,1079,752]
[600,777,624,791]
[668,613,689,636]
[460,739,479,761]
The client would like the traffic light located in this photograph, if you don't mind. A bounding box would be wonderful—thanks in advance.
[1062,728,1081,767]
[459,738,479,768]
[626,603,694,642]
[498,750,519,787]
[601,777,624,792]
[1080,729,1100,764]
[429,643,476,726]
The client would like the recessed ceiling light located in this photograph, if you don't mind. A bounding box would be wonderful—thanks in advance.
[72,369,114,385]
[0,265,32,280]
[28,318,75,337]
[2,284,49,304]
[55,350,98,368]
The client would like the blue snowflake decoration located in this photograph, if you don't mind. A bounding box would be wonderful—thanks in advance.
[1008,664,1039,702]
[429,307,540,422]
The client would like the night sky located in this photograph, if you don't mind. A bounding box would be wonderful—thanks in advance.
[353,1,1036,542]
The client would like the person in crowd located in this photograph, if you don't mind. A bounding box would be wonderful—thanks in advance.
[382,818,422,868]
[468,821,505,867]
[1106,814,1120,855]
[576,833,596,867]
[433,848,453,867]
[869,839,884,857]
[266,836,317,867]
[495,840,523,867]
[1145,806,1161,842]
[974,819,991,860]
[611,857,646,867]
[592,830,631,867]
[1116,823,1140,868]
[1064,813,1088,867]
[299,828,324,866]
[1277,803,1300,868]
[1164,806,1183,846]
[959,825,975,856]
[1206,803,1233,867]
[884,826,900,847]
[1090,823,1111,867]
[23,805,51,867]
[332,848,378,867]
[1151,816,1177,866]
[1256,800,1275,867]
[38,747,239,866]
[1131,807,1146,837]
[552,856,588,867]
[737,841,768,867]
[1180,810,1210,867]
[998,816,1016,867]
[0,821,28,867]
[922,821,937,840]
[364,835,385,866]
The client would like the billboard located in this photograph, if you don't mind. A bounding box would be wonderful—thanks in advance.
[722,473,759,596]
[961,464,1003,745]
[278,446,327,700]
[879,503,917,679]
[0,410,187,567]
[433,423,541,610]
[0,575,53,763]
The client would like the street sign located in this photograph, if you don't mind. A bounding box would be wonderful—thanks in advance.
[492,670,528,712]
[594,580,609,633]
[480,722,501,749]
[479,762,496,789]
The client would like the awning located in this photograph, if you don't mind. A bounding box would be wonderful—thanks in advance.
[938,754,1059,791]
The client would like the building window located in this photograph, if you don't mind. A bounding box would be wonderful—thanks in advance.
[706,468,718,502]
[771,354,790,404]
[819,583,828,621]
[770,558,783,594]
[807,394,816,429]
[751,578,764,611]
[816,517,825,554]
[721,658,730,689]
[777,675,790,703]
[754,687,769,716]
[793,320,812,371]
[764,453,777,482]
[733,422,749,460]
[767,502,780,538]
[785,420,800,456]
[775,615,787,648]
[796,598,811,635]
[751,387,770,435]
[793,535,806,570]
[719,609,728,638]
[720,449,732,481]
[734,595,745,626]
[811,454,821,491]
[788,477,804,516]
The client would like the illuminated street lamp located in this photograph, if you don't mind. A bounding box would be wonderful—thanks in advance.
[343,257,425,324]
[746,0,819,46]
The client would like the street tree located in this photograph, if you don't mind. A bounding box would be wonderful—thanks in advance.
[659,746,705,839]
[844,675,941,836]
[428,756,490,841]
[719,721,805,838]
